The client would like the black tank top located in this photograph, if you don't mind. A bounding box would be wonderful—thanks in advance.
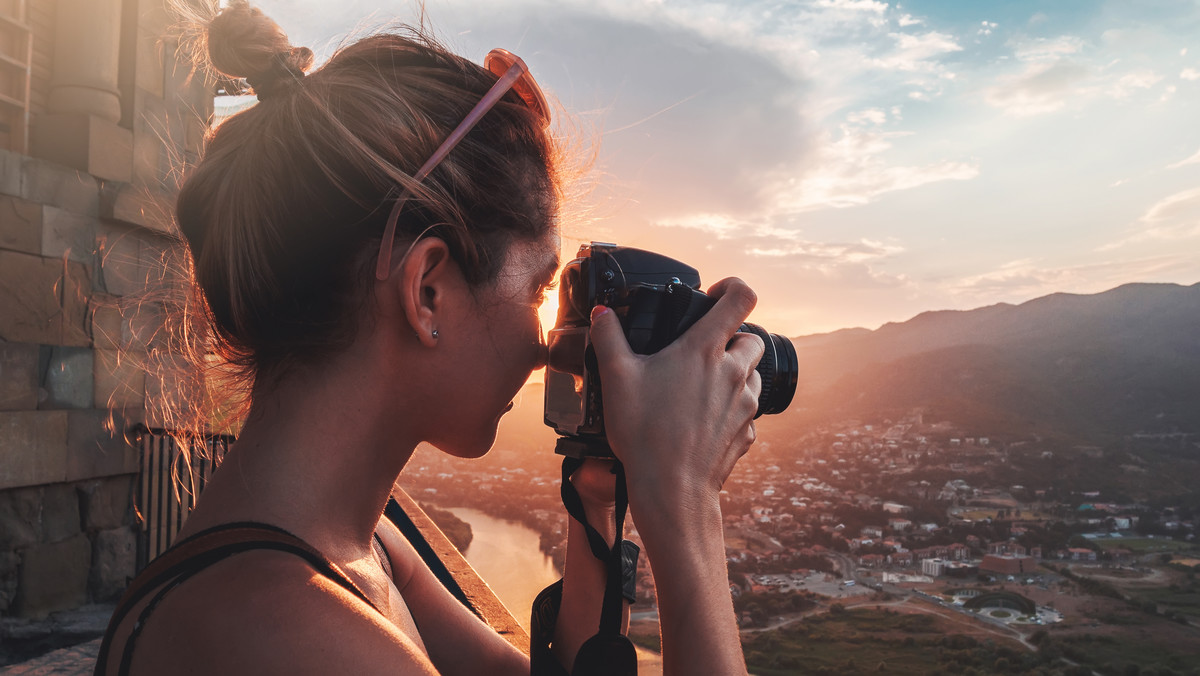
[94,521,383,676]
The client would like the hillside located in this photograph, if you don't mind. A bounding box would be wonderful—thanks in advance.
[490,282,1200,459]
[779,282,1200,442]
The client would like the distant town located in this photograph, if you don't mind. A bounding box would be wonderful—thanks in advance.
[401,412,1200,675]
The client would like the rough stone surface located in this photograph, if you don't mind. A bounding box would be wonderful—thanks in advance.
[41,207,97,265]
[0,342,39,411]
[0,251,92,347]
[3,637,102,675]
[0,149,21,197]
[65,410,138,483]
[0,194,41,255]
[101,185,173,234]
[0,411,70,491]
[38,346,94,410]
[31,114,133,184]
[0,486,43,549]
[78,476,133,532]
[14,534,91,619]
[93,222,142,297]
[40,484,82,544]
[0,550,19,614]
[93,348,145,409]
[89,527,135,601]
[18,157,100,217]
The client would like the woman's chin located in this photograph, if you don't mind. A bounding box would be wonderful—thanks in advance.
[432,428,499,459]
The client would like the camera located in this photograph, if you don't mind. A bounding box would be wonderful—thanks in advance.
[543,242,798,458]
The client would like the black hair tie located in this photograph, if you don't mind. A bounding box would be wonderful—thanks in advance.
[247,54,305,101]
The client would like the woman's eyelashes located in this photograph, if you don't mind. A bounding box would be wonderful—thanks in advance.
[535,280,557,307]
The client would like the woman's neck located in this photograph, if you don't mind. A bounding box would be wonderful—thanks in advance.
[182,347,421,559]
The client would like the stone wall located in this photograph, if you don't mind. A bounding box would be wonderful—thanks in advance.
[0,0,211,620]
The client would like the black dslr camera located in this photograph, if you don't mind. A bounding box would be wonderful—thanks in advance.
[544,242,798,458]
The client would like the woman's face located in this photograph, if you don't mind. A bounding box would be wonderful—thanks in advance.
[427,231,560,458]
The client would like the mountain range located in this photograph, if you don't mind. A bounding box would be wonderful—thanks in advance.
[494,282,1200,457]
[773,281,1200,443]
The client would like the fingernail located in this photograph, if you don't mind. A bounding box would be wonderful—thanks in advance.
[591,305,610,321]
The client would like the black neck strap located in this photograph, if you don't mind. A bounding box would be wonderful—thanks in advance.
[559,458,638,674]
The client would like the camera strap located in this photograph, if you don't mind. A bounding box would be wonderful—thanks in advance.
[530,457,639,676]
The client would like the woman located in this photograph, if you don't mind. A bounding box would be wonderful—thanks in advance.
[99,2,764,674]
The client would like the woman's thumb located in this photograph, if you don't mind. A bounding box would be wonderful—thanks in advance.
[588,305,633,368]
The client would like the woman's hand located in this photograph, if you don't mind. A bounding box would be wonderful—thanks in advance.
[587,278,764,513]
[585,277,762,676]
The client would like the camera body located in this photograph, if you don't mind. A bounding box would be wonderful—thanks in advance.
[543,242,798,458]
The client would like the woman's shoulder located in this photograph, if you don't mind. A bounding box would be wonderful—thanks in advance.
[119,548,438,675]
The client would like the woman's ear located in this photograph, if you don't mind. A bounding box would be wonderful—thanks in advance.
[395,238,453,348]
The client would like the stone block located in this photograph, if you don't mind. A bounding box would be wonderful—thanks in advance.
[79,476,134,531]
[0,251,92,347]
[94,348,146,409]
[90,526,135,601]
[135,31,165,99]
[0,193,41,255]
[38,345,95,410]
[42,206,98,265]
[65,409,139,482]
[31,113,134,184]
[41,483,82,543]
[0,148,21,196]
[132,122,165,186]
[0,411,70,491]
[0,550,18,613]
[0,485,43,549]
[0,341,39,410]
[14,533,91,618]
[94,221,144,297]
[18,154,100,216]
[89,295,128,351]
[100,184,174,234]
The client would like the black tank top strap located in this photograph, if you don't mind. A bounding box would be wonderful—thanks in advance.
[95,522,381,676]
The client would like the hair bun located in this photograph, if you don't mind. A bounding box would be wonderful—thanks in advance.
[205,0,313,81]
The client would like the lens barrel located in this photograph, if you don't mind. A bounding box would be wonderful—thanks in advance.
[739,323,798,418]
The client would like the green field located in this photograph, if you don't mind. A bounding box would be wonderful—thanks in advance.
[1093,537,1199,554]
[741,607,1034,675]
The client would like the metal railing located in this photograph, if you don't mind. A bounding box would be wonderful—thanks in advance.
[134,428,232,571]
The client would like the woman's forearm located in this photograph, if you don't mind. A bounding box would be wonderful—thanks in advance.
[552,500,628,670]
[634,491,746,676]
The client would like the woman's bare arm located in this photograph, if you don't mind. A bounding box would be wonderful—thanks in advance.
[375,514,529,676]
[588,278,763,676]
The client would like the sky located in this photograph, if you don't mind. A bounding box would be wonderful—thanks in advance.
[250,0,1200,336]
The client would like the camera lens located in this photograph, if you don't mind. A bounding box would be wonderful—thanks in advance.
[739,323,798,418]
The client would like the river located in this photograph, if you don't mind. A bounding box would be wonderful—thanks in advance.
[446,507,664,674]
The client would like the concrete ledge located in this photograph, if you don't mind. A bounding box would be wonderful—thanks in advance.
[389,488,530,656]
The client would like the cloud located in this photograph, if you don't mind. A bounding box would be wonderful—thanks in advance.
[949,255,1198,299]
[764,124,978,212]
[871,31,963,73]
[1099,187,1200,250]
[1141,187,1200,224]
[1168,148,1200,169]
[1182,68,1200,81]
[1107,69,1164,98]
[983,60,1089,115]
[1012,36,1085,63]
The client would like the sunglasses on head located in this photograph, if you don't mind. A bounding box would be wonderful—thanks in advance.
[374,49,551,281]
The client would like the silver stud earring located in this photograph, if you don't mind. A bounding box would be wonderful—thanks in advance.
[431,329,440,340]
